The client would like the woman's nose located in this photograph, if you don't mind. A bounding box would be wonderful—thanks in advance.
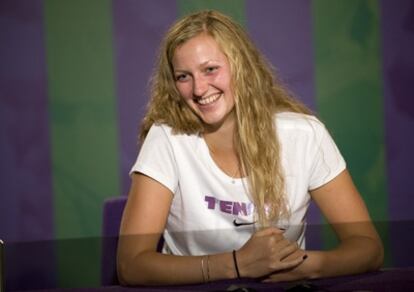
[193,75,208,97]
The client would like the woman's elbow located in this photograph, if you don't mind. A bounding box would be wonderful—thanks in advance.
[372,239,384,270]
[117,252,145,286]
[117,255,135,286]
[366,236,384,271]
[117,252,157,286]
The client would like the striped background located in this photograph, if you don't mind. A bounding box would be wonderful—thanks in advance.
[1,0,413,288]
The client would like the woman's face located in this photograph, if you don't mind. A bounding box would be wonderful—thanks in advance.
[172,33,235,129]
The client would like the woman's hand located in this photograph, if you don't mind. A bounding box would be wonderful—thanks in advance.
[262,250,322,282]
[236,227,307,278]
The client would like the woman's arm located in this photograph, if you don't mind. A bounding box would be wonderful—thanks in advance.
[264,169,384,282]
[117,173,306,285]
[117,173,226,285]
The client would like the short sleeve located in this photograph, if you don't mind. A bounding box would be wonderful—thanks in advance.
[130,125,178,193]
[308,122,346,190]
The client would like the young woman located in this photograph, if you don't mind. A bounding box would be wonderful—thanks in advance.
[117,10,383,285]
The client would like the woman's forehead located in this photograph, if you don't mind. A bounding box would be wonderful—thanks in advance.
[172,34,228,67]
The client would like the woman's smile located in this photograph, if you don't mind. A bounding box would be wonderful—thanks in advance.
[195,93,222,106]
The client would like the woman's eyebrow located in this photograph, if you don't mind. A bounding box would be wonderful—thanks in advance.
[200,60,219,66]
[174,60,220,72]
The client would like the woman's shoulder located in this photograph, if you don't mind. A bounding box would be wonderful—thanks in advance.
[146,123,201,145]
[147,123,173,136]
[275,111,325,132]
[143,123,172,144]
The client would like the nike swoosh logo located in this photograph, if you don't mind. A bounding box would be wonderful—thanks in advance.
[233,219,255,227]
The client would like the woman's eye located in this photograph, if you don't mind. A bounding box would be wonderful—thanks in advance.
[205,67,218,74]
[175,74,188,81]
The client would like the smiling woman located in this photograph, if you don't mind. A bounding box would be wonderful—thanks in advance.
[172,33,235,128]
[117,10,383,286]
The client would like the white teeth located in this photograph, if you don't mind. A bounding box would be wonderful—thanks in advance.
[198,93,221,105]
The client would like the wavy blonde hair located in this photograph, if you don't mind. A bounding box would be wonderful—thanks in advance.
[141,10,311,226]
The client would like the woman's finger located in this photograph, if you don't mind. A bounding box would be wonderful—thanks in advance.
[254,227,285,238]
[272,253,307,272]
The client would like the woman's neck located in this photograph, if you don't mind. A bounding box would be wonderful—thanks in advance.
[203,112,236,152]
[203,113,244,179]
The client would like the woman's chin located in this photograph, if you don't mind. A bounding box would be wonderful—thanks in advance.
[201,113,235,132]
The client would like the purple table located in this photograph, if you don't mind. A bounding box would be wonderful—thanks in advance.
[16,268,414,292]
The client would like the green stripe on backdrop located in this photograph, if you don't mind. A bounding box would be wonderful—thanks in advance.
[177,0,245,26]
[44,0,120,287]
[313,0,390,264]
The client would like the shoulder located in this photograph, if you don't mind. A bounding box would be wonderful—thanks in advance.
[146,123,173,138]
[145,123,184,142]
[275,112,326,135]
[274,112,334,153]
[147,123,200,138]
[144,123,201,151]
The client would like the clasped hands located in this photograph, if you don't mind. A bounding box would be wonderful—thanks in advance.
[236,227,308,282]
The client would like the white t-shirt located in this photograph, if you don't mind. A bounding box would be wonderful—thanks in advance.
[131,112,346,256]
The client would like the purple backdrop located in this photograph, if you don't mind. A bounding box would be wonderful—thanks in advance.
[381,0,414,222]
[112,0,178,196]
[0,0,54,242]
[381,0,414,268]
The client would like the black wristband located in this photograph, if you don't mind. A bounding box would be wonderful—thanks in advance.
[232,250,241,279]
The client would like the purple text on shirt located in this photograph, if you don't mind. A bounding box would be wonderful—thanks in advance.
[204,195,254,216]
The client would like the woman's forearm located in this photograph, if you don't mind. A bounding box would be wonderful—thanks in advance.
[315,235,384,278]
[118,250,236,286]
[117,228,308,286]
[304,235,383,280]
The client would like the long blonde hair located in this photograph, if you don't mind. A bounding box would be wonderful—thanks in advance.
[141,10,311,226]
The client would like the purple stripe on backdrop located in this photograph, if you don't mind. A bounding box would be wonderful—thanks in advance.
[246,0,316,111]
[380,0,414,267]
[0,1,56,288]
[0,0,54,242]
[246,0,321,249]
[380,0,414,221]
[112,0,178,196]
